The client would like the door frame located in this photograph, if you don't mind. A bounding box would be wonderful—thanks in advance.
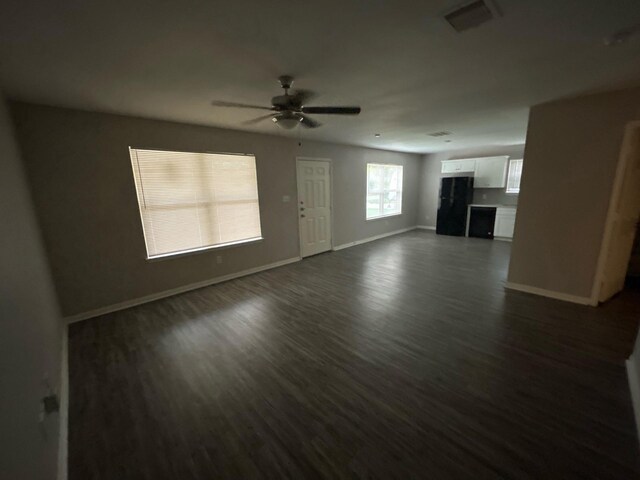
[590,120,640,305]
[295,157,334,257]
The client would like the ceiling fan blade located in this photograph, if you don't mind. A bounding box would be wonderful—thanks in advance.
[242,113,275,125]
[299,114,321,129]
[212,100,273,110]
[301,106,361,115]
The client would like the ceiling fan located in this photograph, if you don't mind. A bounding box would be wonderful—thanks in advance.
[212,75,361,129]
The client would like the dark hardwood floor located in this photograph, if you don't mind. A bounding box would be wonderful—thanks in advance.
[68,231,640,479]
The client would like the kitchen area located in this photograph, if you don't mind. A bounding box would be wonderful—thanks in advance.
[435,155,521,241]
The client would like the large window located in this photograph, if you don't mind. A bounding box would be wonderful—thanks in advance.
[129,148,262,259]
[366,163,403,220]
[506,158,523,194]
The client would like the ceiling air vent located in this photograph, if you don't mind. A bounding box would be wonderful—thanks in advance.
[428,131,452,137]
[444,0,498,33]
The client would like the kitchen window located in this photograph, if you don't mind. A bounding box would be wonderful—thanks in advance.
[129,148,262,259]
[506,159,523,194]
[366,163,403,220]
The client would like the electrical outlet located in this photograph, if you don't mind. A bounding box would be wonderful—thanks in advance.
[216,255,223,264]
[282,195,290,203]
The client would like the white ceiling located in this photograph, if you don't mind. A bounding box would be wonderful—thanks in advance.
[1,0,639,153]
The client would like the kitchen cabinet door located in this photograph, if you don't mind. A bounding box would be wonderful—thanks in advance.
[473,156,508,188]
[441,159,475,174]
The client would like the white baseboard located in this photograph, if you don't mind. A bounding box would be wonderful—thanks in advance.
[57,323,68,480]
[627,356,640,446]
[65,257,301,323]
[417,225,511,241]
[333,227,417,251]
[505,281,594,306]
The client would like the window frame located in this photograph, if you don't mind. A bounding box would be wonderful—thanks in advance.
[506,158,523,194]
[129,147,263,261]
[144,236,263,261]
[366,163,404,221]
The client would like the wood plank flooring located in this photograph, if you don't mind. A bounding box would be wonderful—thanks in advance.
[68,231,640,479]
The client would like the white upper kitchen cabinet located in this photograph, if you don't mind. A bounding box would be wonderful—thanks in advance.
[441,159,476,174]
[441,156,508,188]
[473,156,509,188]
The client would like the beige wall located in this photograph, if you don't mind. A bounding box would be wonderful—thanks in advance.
[299,141,420,246]
[0,96,63,479]
[418,144,525,227]
[508,87,640,299]
[11,102,420,317]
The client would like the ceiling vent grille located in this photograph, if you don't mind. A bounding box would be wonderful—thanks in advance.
[444,0,497,33]
[428,131,452,137]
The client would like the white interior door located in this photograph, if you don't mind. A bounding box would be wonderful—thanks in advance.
[297,159,332,258]
[599,127,640,302]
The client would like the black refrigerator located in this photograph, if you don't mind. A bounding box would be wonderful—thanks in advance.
[436,177,474,236]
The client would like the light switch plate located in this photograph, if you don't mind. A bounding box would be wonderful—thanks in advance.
[282,195,290,203]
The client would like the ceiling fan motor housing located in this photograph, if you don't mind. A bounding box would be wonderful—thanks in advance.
[271,95,295,110]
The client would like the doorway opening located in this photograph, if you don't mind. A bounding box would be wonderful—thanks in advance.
[593,122,640,303]
[627,225,640,290]
[296,158,332,258]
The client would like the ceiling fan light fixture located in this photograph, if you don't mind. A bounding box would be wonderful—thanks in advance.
[272,113,301,130]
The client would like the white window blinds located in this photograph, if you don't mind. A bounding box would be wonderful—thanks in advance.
[129,148,262,259]
[506,159,523,194]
